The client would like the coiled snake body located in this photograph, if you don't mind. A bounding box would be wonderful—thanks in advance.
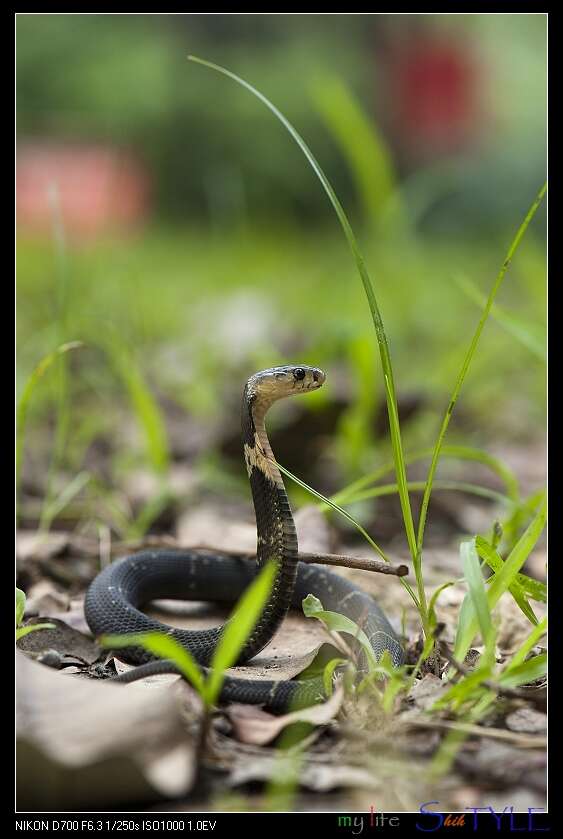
[85,366,403,711]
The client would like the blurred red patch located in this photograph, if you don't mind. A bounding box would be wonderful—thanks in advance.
[17,143,151,241]
[382,32,483,160]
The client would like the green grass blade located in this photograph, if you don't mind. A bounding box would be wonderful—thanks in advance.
[347,479,512,507]
[311,75,403,230]
[501,489,546,553]
[455,273,546,362]
[453,495,546,662]
[126,488,176,540]
[188,55,418,597]
[514,574,546,603]
[434,664,494,710]
[416,183,547,555]
[332,444,519,511]
[476,536,539,624]
[39,470,91,534]
[206,562,276,706]
[485,495,546,608]
[498,654,546,689]
[302,594,377,671]
[322,657,348,697]
[460,540,494,666]
[383,373,418,564]
[16,623,56,641]
[273,458,422,612]
[103,340,170,473]
[502,617,546,672]
[274,459,391,563]
[102,632,206,696]
[16,341,83,494]
[16,588,26,627]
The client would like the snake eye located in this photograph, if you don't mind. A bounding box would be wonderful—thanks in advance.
[293,368,306,381]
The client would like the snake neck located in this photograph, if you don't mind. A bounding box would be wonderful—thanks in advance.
[237,386,299,658]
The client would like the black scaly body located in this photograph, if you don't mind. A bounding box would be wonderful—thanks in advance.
[84,366,404,711]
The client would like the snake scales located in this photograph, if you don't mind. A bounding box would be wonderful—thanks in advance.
[85,366,404,711]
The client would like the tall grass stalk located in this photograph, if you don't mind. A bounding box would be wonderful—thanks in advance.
[415,183,547,559]
[38,185,74,531]
[311,75,405,232]
[331,444,520,507]
[188,55,421,624]
[16,342,82,497]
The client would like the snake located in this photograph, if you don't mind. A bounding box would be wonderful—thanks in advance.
[85,365,404,712]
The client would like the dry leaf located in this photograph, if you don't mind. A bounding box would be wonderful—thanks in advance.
[17,531,69,562]
[225,683,344,745]
[17,617,101,665]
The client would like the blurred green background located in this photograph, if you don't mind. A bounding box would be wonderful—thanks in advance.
[16,14,546,542]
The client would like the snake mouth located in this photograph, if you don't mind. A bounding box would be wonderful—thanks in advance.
[313,369,326,386]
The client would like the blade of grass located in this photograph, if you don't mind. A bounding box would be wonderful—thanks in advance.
[502,617,546,673]
[272,458,420,612]
[206,562,276,706]
[188,54,420,621]
[332,444,520,507]
[476,536,539,624]
[347,479,512,507]
[16,588,26,626]
[16,342,83,495]
[302,594,377,671]
[460,540,495,667]
[274,459,391,563]
[102,339,170,473]
[102,632,206,695]
[39,470,91,534]
[416,182,547,560]
[498,654,546,689]
[310,75,404,230]
[427,581,455,633]
[453,495,546,663]
[501,488,546,553]
[16,623,56,641]
[455,273,546,362]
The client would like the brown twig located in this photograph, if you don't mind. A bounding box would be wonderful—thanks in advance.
[112,540,409,577]
[298,551,408,577]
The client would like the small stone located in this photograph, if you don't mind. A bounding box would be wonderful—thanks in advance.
[506,707,547,734]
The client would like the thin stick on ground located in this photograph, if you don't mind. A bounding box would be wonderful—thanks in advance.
[111,539,409,577]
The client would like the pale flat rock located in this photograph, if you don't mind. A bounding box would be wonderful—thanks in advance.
[506,708,547,734]
[16,651,201,810]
